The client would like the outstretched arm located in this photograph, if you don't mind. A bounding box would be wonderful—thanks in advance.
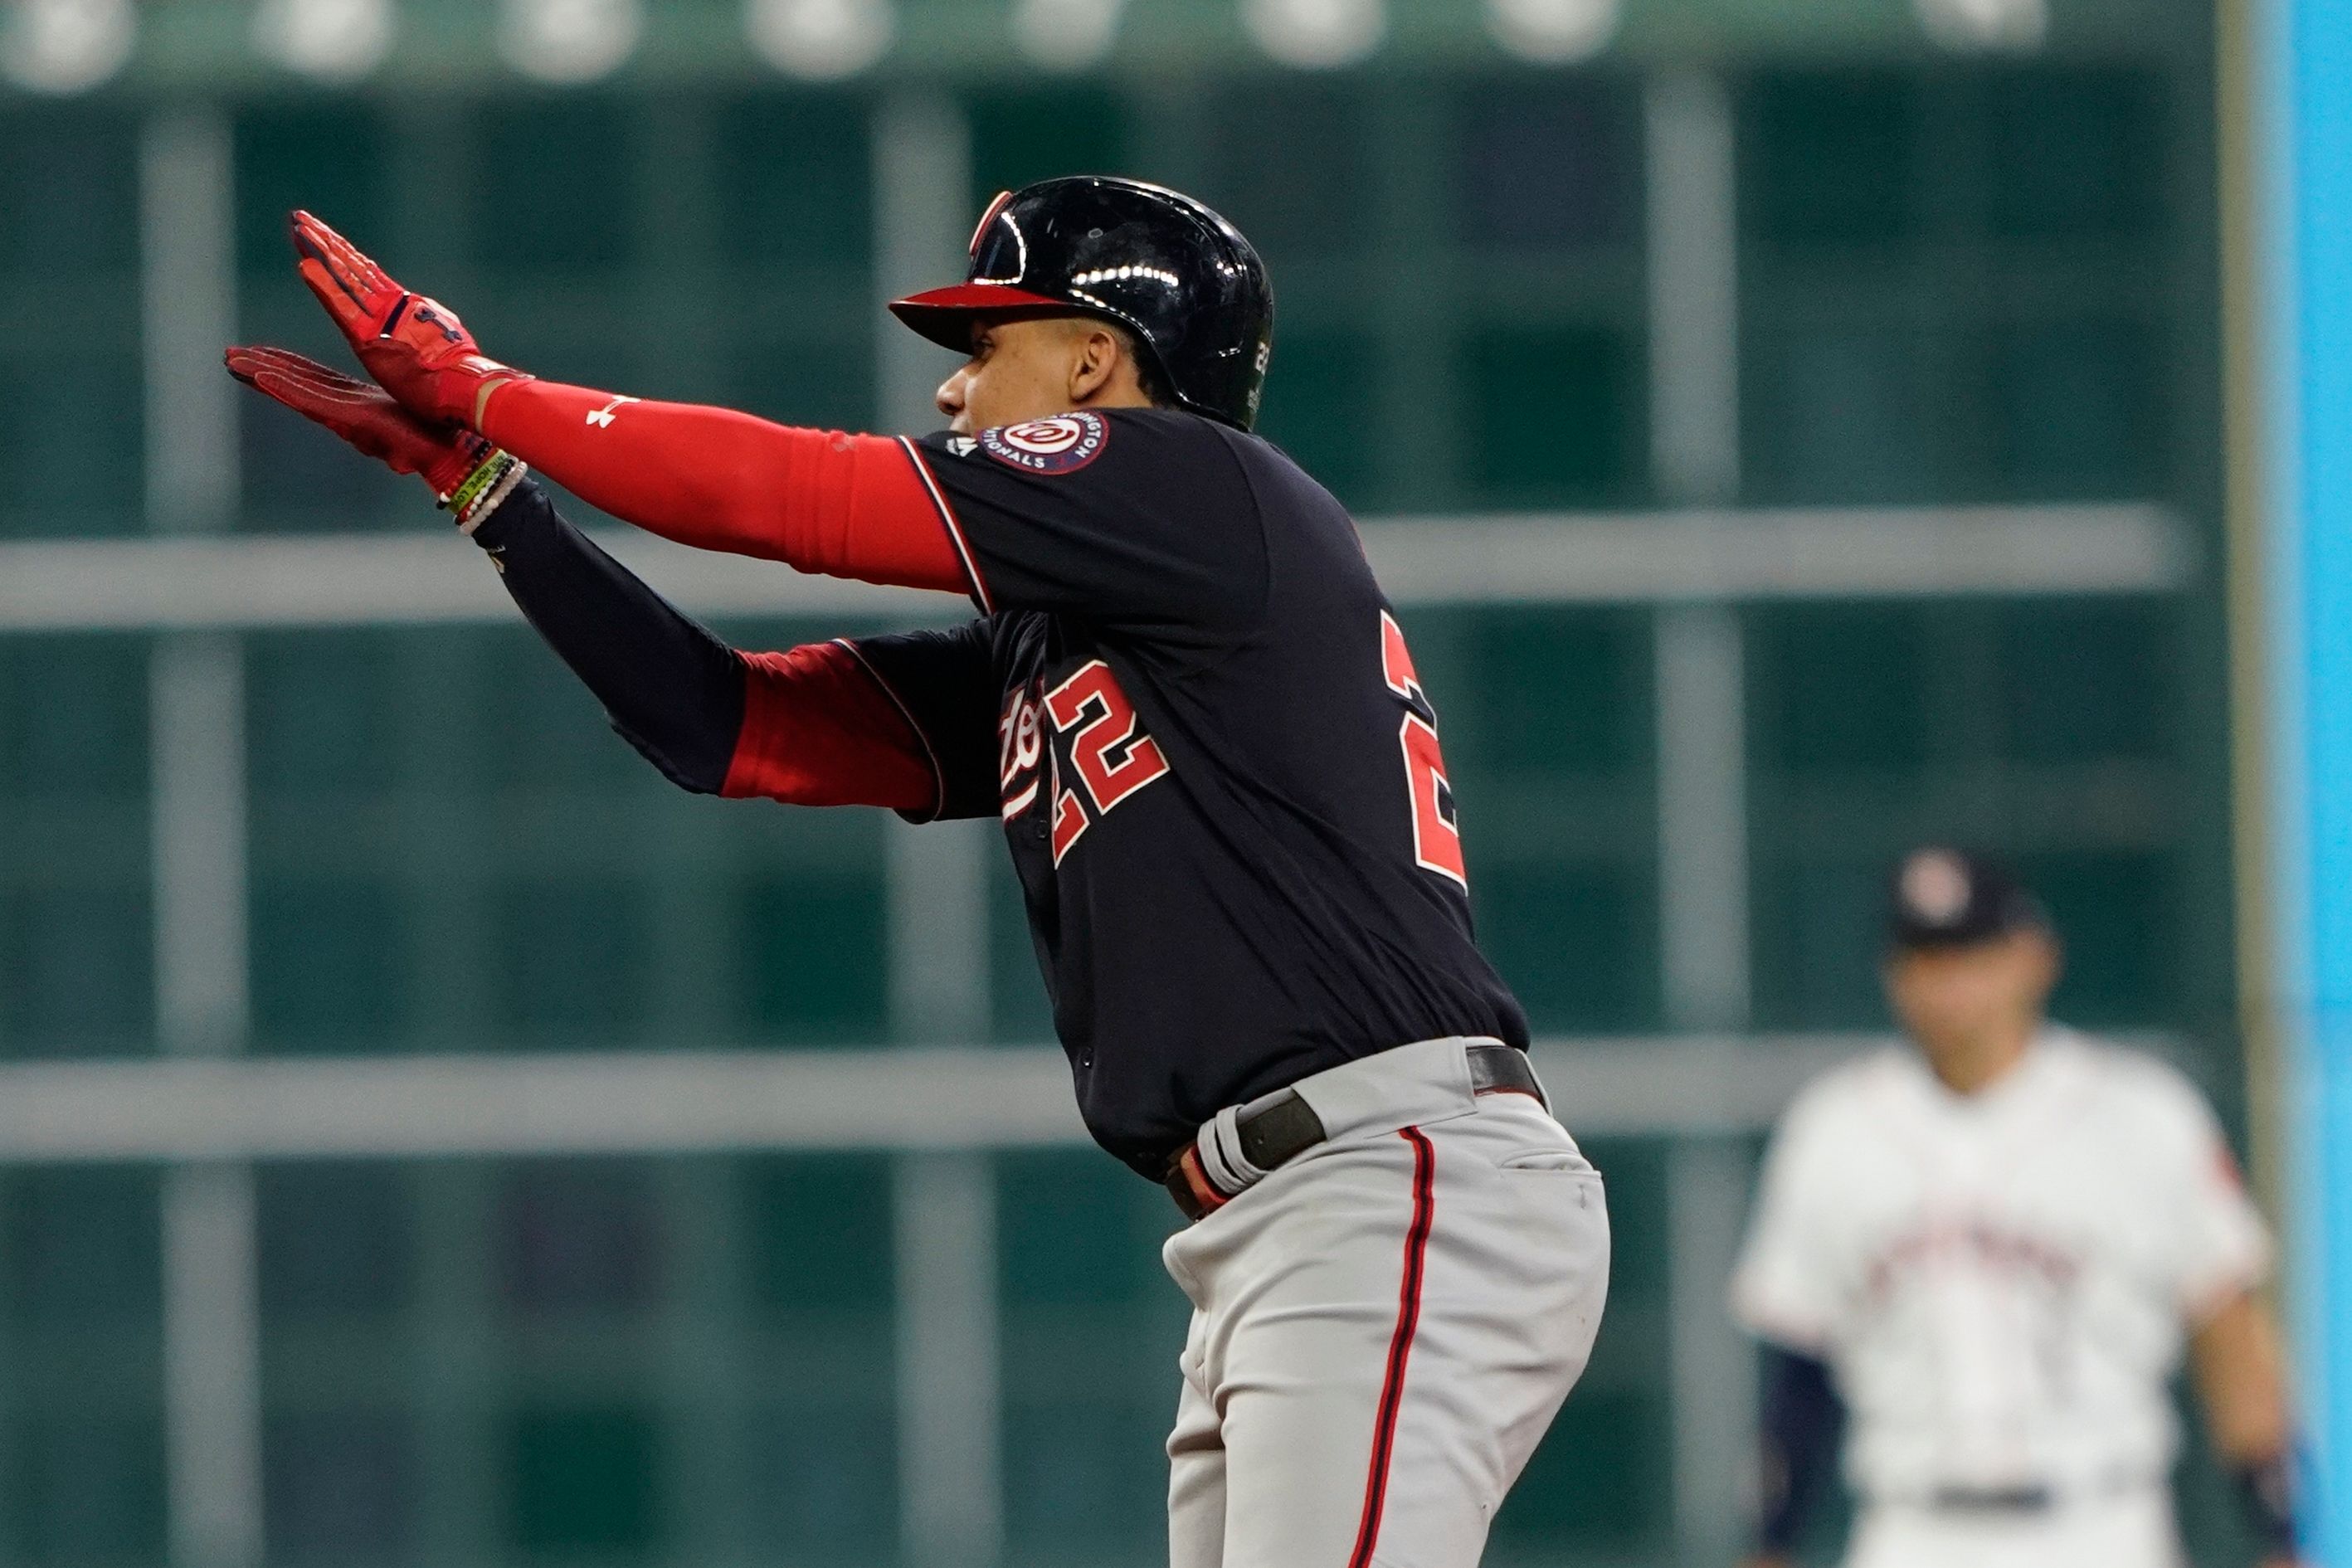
[226,346,937,811]
[477,379,971,596]
[2189,1290,2305,1568]
[289,210,972,597]
[473,482,937,808]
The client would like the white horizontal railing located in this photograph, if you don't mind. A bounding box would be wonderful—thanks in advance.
[0,1034,2024,1162]
[0,503,2190,634]
[1361,503,2189,604]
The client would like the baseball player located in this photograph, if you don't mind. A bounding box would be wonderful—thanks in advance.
[226,178,1609,1567]
[1732,848,2302,1568]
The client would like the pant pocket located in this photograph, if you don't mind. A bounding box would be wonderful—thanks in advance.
[1497,1149,1598,1175]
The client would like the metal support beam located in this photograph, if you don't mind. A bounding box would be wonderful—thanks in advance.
[1646,67,1756,1568]
[1656,606,1750,1031]
[150,635,248,1059]
[142,106,249,1059]
[1646,62,1751,1037]
[888,820,994,1049]
[873,89,971,438]
[141,110,238,538]
[894,1154,1004,1568]
[883,786,1001,1568]
[873,89,1003,1568]
[142,105,262,1568]
[883,818,1003,1568]
[1645,69,1741,506]
[160,1164,262,1568]
[1668,1137,1758,1568]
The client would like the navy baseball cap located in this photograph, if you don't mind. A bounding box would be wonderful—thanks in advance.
[1886,848,2048,951]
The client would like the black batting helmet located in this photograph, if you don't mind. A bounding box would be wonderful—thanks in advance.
[889,176,1275,431]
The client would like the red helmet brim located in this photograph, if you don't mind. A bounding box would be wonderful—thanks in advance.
[888,283,1080,353]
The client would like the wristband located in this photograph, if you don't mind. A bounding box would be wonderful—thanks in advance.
[441,447,528,533]
[2231,1449,2299,1556]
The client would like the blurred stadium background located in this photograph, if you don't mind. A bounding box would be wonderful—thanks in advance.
[0,0,2310,1564]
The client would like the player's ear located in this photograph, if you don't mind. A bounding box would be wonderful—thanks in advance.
[2015,928,2062,1001]
[1069,323,1121,403]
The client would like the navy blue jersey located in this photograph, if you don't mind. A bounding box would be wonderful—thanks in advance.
[850,408,1527,1176]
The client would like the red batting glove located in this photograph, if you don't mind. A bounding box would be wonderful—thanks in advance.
[226,345,489,499]
[290,209,529,428]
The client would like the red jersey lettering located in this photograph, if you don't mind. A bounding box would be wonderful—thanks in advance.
[1043,659,1171,864]
[1381,611,1468,889]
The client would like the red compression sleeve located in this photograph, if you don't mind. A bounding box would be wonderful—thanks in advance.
[480,380,971,597]
[723,641,938,812]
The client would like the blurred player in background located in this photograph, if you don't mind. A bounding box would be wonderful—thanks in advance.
[224,180,1609,1568]
[1731,848,2301,1568]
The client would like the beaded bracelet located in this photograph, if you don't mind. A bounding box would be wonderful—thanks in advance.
[439,447,528,534]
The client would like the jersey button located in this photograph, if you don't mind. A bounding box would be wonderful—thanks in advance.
[1079,1054,1094,1069]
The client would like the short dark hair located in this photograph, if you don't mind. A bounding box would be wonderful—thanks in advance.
[986,310,1175,407]
[1104,321,1174,407]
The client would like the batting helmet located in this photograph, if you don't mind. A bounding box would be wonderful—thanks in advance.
[889,176,1275,431]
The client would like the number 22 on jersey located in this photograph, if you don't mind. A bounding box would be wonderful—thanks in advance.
[1045,660,1171,865]
[1381,611,1468,889]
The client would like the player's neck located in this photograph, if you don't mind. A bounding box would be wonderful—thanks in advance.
[1069,384,1157,416]
[1922,1019,2041,1097]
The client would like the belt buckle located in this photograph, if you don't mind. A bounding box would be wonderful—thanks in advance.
[1162,1145,1229,1222]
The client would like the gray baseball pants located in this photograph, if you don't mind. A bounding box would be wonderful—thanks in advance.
[1161,1036,1611,1568]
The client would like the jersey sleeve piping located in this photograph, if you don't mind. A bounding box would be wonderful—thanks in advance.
[832,636,948,823]
[895,436,996,613]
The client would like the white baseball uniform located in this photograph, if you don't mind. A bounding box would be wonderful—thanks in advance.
[1163,1035,1611,1568]
[1731,1026,2272,1568]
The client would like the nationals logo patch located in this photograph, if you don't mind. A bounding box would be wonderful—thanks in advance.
[980,412,1109,475]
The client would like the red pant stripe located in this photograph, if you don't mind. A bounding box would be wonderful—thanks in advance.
[1346,1124,1437,1568]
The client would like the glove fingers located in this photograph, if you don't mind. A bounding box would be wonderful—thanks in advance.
[254,377,424,475]
[230,346,330,380]
[226,346,324,404]
[296,255,371,334]
[262,364,403,422]
[227,343,458,431]
[290,210,365,291]
[290,212,399,341]
[227,345,351,386]
[230,358,352,419]
[297,211,394,304]
[309,213,383,285]
[223,343,434,476]
[283,212,498,427]
[236,367,340,430]
[234,346,377,401]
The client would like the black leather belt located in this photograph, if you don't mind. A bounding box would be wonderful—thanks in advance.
[1927,1485,2053,1514]
[1163,1044,1543,1221]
